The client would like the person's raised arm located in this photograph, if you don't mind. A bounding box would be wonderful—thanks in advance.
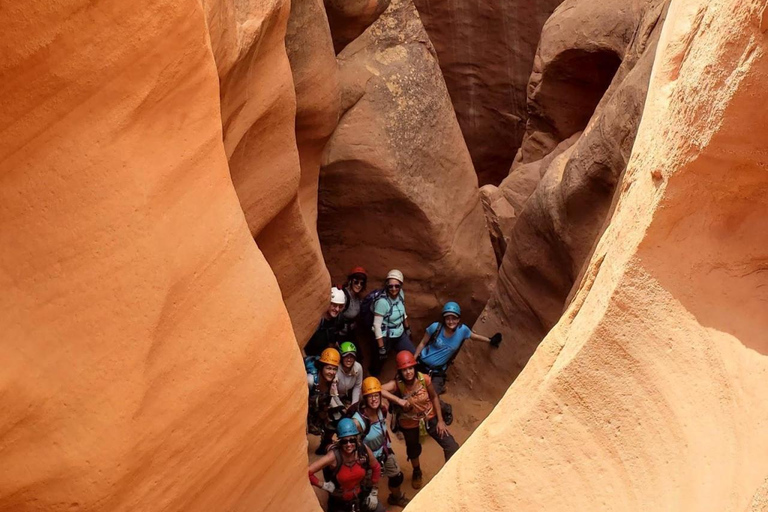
[381,380,410,410]
[470,330,502,347]
[308,452,337,490]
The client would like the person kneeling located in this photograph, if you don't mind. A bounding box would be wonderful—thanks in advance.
[308,418,385,512]
[380,351,459,490]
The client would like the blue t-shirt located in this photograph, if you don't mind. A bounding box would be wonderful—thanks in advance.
[373,291,406,338]
[352,409,388,459]
[419,322,472,369]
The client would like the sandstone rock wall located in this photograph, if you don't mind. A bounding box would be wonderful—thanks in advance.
[324,0,392,53]
[413,0,564,185]
[466,0,669,397]
[203,0,330,344]
[318,0,496,331]
[409,0,768,508]
[0,1,319,511]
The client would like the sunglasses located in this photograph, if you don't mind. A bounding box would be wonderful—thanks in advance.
[387,284,401,290]
[339,438,357,445]
[351,279,365,285]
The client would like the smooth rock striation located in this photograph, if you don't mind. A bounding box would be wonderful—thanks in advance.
[0,1,318,511]
[468,0,669,396]
[204,0,330,344]
[409,0,768,509]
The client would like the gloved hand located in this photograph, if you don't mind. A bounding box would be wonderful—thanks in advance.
[321,481,335,493]
[490,333,502,348]
[378,345,388,361]
[365,487,379,509]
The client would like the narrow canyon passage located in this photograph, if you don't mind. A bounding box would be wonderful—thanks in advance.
[1,0,766,511]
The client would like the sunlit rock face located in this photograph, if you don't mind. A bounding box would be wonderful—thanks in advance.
[410,0,768,509]
[318,0,497,331]
[0,1,319,511]
[469,0,669,396]
[203,0,331,345]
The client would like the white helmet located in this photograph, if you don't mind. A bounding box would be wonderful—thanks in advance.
[386,269,404,284]
[330,287,347,305]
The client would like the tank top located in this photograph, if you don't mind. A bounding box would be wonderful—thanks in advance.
[352,408,388,459]
[335,458,367,501]
[397,372,435,429]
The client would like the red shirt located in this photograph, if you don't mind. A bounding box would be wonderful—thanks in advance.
[336,462,367,500]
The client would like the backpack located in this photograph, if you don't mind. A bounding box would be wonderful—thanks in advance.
[304,356,320,383]
[360,289,400,332]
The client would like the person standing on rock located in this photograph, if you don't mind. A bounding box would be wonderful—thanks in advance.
[308,348,345,455]
[338,266,368,343]
[336,342,363,407]
[349,377,411,508]
[414,301,502,396]
[304,287,347,358]
[308,418,385,512]
[368,269,415,376]
[380,351,459,490]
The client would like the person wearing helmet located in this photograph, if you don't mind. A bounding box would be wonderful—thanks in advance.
[338,266,368,342]
[308,348,345,455]
[414,301,502,396]
[380,351,459,490]
[336,342,363,406]
[308,418,385,512]
[369,269,415,376]
[349,377,411,508]
[304,286,347,357]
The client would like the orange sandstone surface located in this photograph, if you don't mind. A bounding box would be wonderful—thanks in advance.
[203,0,331,344]
[407,0,768,509]
[0,1,318,511]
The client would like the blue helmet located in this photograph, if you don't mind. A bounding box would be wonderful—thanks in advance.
[442,301,461,317]
[337,418,359,439]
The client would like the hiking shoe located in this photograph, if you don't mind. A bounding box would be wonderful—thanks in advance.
[411,468,423,489]
[388,493,411,507]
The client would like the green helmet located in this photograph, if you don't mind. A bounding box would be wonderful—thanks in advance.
[339,342,357,357]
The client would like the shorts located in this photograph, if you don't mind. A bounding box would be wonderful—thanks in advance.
[381,452,401,478]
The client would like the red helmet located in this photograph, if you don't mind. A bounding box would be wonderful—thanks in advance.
[396,351,417,370]
[348,266,368,278]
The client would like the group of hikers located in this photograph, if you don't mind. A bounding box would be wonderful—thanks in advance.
[305,267,502,511]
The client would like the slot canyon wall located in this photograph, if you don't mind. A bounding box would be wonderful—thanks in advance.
[202,0,331,344]
[412,0,565,185]
[410,0,768,509]
[0,1,319,511]
[318,0,497,329]
[464,0,671,398]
